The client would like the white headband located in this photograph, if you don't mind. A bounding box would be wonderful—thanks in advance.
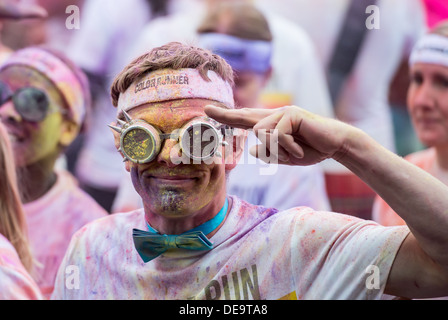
[198,33,272,73]
[409,34,448,68]
[117,68,234,113]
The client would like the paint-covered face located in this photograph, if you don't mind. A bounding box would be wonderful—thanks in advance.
[408,63,448,147]
[0,66,67,167]
[122,99,233,220]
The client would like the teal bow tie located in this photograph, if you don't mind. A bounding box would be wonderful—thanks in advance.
[132,229,213,263]
[133,198,229,263]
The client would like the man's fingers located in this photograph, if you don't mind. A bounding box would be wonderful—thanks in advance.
[252,108,305,159]
[253,130,290,163]
[275,114,304,159]
[204,105,276,130]
[278,134,304,159]
[248,144,290,165]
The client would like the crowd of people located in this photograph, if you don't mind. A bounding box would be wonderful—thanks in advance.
[0,0,447,300]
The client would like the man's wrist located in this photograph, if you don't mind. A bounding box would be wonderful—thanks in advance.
[333,127,377,175]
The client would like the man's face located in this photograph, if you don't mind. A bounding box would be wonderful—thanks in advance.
[122,98,231,219]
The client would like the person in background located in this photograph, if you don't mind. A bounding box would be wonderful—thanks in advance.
[197,2,330,210]
[0,47,107,298]
[0,0,47,63]
[373,21,448,229]
[0,121,42,300]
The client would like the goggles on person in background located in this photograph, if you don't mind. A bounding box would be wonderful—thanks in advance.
[0,82,66,122]
[0,48,85,126]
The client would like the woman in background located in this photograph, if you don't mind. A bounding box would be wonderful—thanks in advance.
[373,21,448,228]
[0,47,108,298]
[0,121,42,300]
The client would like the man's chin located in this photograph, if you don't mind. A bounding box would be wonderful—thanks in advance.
[145,189,191,216]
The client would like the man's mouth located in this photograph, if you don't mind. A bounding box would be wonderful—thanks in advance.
[154,175,195,179]
[150,175,198,183]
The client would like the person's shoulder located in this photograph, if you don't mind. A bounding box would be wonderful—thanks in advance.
[56,170,108,215]
[232,195,279,218]
[274,205,374,232]
[233,196,335,222]
[70,209,145,245]
[0,234,15,254]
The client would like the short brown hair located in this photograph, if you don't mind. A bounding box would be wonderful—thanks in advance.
[197,2,272,41]
[110,42,235,107]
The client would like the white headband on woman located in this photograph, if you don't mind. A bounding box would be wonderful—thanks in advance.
[117,68,235,113]
[409,34,448,68]
[0,47,86,125]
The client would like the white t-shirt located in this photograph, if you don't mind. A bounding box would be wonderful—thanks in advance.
[0,234,42,300]
[24,169,108,298]
[52,196,408,300]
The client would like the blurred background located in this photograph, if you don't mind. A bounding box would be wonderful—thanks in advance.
[1,0,447,218]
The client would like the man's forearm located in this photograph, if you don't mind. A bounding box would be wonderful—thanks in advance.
[338,130,448,268]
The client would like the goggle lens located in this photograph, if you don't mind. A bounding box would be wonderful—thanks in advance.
[183,123,219,160]
[122,127,157,163]
[0,83,50,122]
[13,88,49,122]
[118,117,227,164]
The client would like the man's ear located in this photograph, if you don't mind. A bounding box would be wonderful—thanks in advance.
[109,122,131,172]
[224,128,248,171]
[59,119,79,148]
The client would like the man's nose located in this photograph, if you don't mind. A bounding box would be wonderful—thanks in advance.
[156,138,184,167]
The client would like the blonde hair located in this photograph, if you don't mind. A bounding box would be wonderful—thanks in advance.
[0,122,33,271]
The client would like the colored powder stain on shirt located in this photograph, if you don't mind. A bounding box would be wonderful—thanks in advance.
[24,169,107,298]
[0,234,43,300]
[51,196,409,300]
